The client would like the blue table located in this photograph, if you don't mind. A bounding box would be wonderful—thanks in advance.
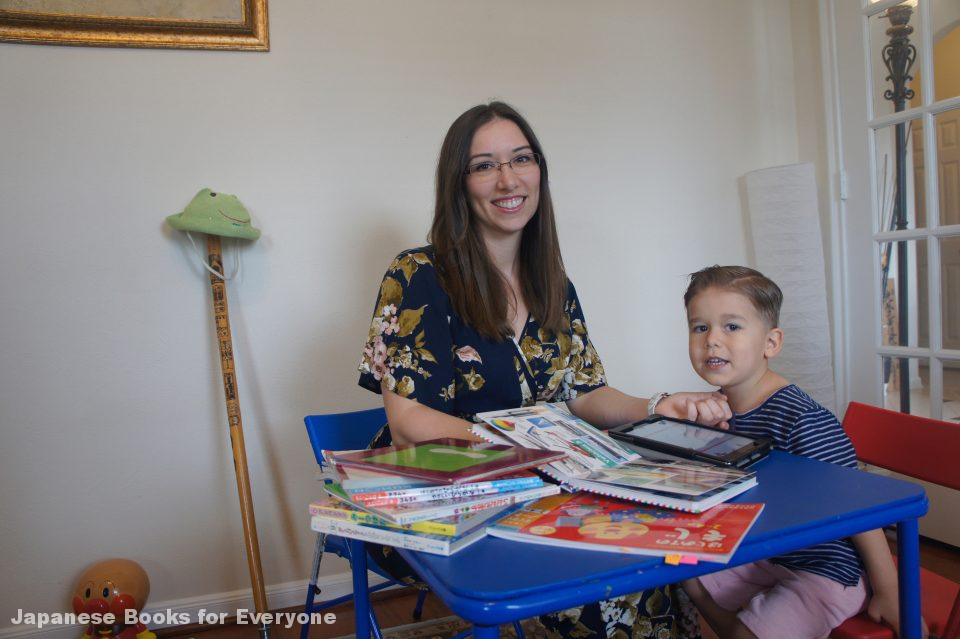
[347,451,928,639]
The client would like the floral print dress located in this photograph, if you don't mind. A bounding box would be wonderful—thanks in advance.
[358,247,606,415]
[357,247,700,639]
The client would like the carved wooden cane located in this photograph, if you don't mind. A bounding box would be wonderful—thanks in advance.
[206,234,271,639]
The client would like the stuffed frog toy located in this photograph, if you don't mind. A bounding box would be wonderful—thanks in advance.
[166,188,260,240]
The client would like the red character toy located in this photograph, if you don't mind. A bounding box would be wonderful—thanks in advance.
[72,559,157,639]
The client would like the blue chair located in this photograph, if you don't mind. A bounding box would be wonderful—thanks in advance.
[301,407,427,639]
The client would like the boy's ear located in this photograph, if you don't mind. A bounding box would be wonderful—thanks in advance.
[764,327,784,359]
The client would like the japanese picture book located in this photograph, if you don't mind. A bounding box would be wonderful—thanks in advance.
[488,492,764,563]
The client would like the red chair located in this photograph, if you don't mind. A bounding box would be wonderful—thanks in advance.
[830,402,960,639]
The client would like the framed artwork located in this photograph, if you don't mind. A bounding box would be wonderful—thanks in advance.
[0,0,268,50]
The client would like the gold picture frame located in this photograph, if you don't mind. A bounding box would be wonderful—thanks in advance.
[0,1,268,50]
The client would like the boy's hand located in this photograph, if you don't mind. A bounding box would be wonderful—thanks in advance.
[658,392,732,429]
[865,591,929,638]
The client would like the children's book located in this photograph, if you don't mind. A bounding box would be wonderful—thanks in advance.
[309,497,514,537]
[487,492,764,563]
[324,481,561,525]
[349,471,544,506]
[473,404,757,513]
[322,463,438,494]
[309,507,489,556]
[328,438,566,485]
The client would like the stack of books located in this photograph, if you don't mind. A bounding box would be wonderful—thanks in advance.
[309,405,766,563]
[309,438,565,555]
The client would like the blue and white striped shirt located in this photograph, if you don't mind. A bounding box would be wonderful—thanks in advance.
[732,384,863,587]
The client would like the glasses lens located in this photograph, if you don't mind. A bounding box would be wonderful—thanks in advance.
[510,153,539,174]
[466,160,498,176]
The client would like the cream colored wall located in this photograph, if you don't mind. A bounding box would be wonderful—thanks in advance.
[934,24,960,98]
[0,0,826,636]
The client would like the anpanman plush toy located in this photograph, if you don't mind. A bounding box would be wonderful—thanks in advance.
[72,559,157,639]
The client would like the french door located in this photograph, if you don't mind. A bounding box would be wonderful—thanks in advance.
[827,0,960,420]
[824,0,960,545]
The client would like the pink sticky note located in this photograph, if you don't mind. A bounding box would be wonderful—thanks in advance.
[679,555,699,565]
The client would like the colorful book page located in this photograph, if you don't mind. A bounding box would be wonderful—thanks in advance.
[489,492,764,562]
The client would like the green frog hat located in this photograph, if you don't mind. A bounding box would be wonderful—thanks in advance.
[166,188,261,240]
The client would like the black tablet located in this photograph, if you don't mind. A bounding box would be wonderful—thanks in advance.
[608,416,771,468]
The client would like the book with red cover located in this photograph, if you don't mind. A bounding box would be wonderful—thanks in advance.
[487,492,764,563]
[328,438,566,484]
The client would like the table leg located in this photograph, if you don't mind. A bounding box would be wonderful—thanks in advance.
[349,538,371,639]
[896,518,921,639]
[471,624,500,639]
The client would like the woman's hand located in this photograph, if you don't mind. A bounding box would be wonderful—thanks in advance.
[656,392,732,429]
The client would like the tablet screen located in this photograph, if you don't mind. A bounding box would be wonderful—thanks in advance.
[624,420,755,457]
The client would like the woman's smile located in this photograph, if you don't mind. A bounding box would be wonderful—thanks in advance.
[492,195,526,212]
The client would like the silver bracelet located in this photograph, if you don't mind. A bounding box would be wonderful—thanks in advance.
[648,391,671,416]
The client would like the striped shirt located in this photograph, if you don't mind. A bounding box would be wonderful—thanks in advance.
[732,384,863,586]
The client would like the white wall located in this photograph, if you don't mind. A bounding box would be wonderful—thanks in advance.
[0,0,826,635]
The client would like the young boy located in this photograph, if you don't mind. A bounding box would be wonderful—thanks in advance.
[679,265,914,639]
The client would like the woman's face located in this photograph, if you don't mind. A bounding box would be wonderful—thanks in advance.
[465,118,541,246]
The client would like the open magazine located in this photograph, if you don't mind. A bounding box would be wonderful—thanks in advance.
[473,404,758,513]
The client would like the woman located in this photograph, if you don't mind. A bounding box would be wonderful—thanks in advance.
[358,101,729,638]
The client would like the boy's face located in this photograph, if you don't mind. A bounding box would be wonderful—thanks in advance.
[686,287,783,394]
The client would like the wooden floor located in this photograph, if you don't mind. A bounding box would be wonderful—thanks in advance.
[157,535,959,639]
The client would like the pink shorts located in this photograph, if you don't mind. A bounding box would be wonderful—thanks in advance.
[699,560,868,639]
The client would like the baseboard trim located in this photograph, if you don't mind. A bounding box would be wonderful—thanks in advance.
[1,571,389,639]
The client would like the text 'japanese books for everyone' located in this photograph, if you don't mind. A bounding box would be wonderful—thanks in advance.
[487,492,764,563]
[327,437,566,484]
[473,404,758,513]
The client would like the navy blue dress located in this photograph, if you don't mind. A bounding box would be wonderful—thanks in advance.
[359,247,607,416]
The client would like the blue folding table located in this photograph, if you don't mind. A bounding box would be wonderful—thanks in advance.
[344,451,928,639]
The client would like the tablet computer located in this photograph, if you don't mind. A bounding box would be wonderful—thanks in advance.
[607,416,771,468]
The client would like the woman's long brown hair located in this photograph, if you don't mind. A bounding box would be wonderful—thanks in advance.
[429,102,568,341]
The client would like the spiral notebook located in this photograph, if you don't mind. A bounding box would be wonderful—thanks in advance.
[473,404,757,513]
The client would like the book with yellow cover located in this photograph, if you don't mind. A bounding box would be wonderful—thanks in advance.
[308,497,513,537]
[309,510,488,556]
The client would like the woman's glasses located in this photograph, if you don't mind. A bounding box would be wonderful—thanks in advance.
[465,153,541,180]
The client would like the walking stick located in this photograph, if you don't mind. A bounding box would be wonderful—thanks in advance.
[166,189,270,639]
[206,234,270,639]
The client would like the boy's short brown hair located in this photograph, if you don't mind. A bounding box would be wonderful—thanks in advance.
[684,265,783,329]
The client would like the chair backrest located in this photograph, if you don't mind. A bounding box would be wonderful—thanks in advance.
[841,401,959,490]
[304,407,387,466]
